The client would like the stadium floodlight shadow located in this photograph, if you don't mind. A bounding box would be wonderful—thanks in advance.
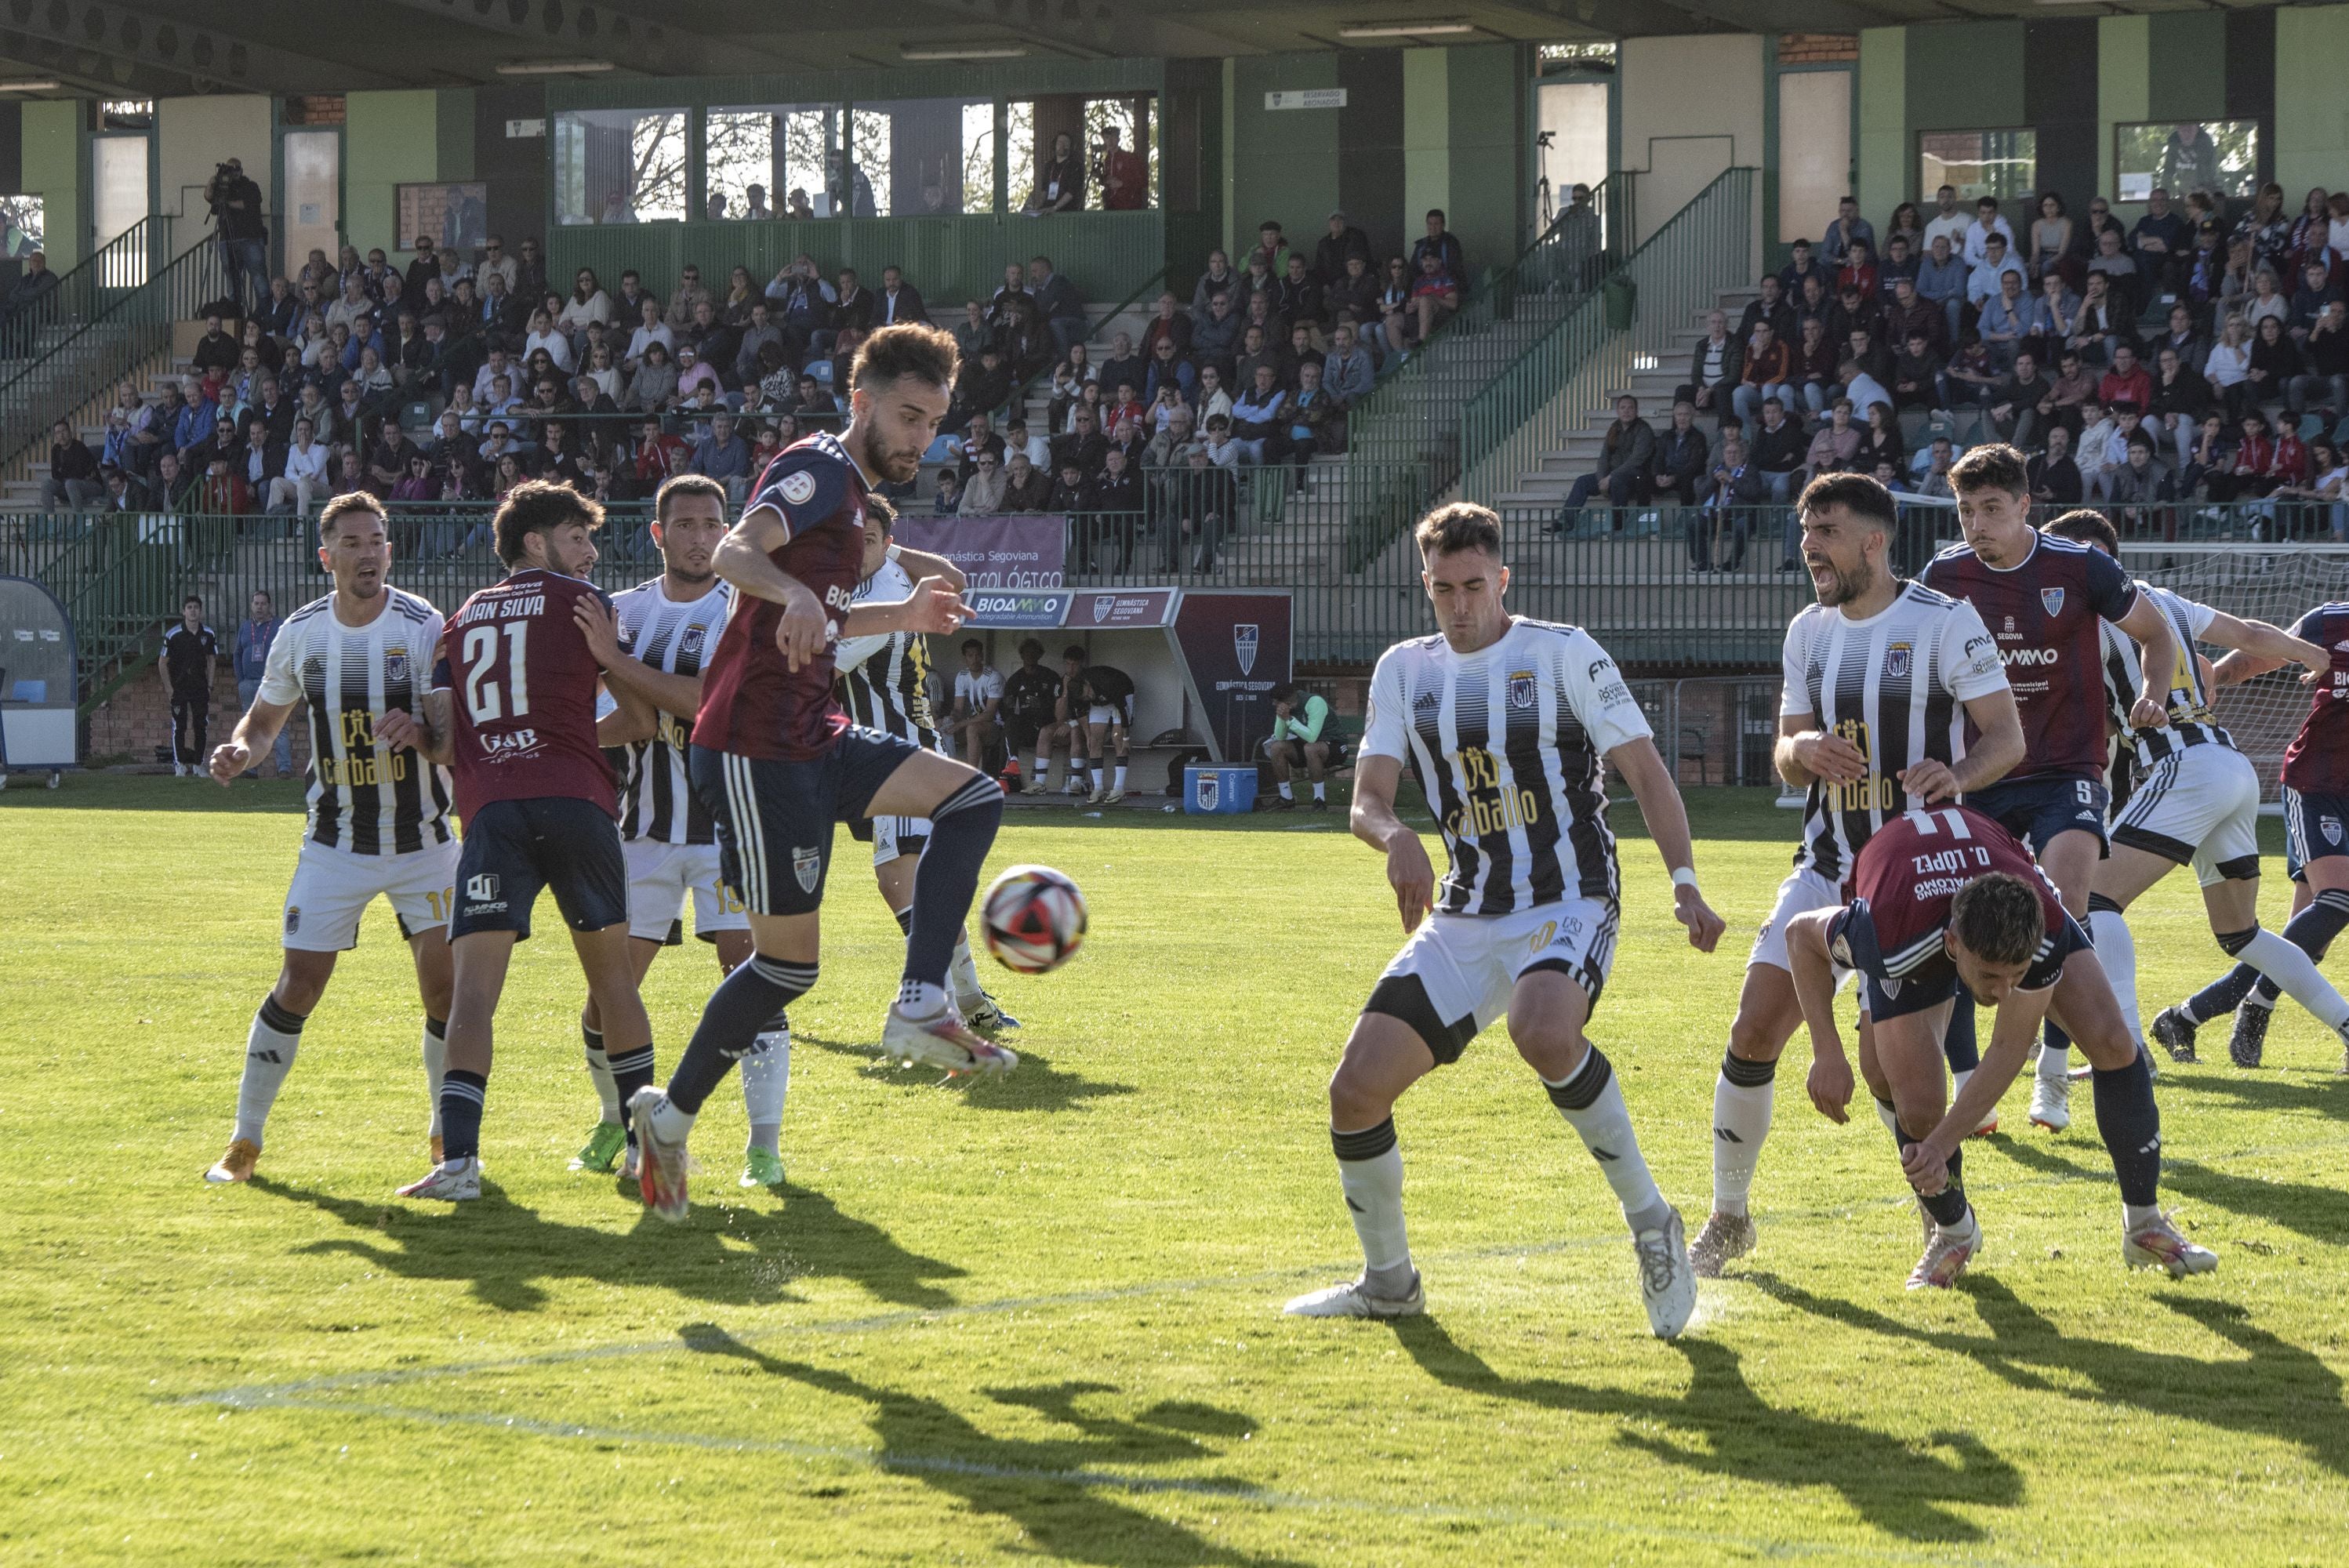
[677,1324,1305,1568]
[1748,1271,2349,1483]
[794,1033,1137,1113]
[253,1175,965,1314]
[1387,1315,2019,1544]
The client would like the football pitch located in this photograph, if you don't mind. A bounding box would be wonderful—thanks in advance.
[9,777,2349,1566]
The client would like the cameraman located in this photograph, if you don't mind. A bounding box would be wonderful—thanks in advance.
[206,158,267,316]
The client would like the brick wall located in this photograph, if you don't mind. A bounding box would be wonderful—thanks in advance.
[1778,33,1859,64]
[85,663,313,775]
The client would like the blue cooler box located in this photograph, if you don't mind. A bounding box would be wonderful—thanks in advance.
[1184,765,1257,815]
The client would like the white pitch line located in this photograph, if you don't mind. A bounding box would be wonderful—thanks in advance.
[219,1395,2040,1567]
[182,1127,2349,1411]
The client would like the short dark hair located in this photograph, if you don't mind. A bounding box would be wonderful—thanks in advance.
[1796,471,1897,535]
[1269,681,1302,703]
[1018,637,1045,661]
[1950,872,2046,967]
[318,491,388,539]
[1414,502,1503,561]
[182,595,204,609]
[1948,442,2030,499]
[654,473,727,524]
[2045,508,2119,556]
[962,637,984,653]
[851,322,958,392]
[492,479,605,567]
[1063,644,1087,663]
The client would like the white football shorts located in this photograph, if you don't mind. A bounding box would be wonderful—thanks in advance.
[1367,897,1619,1062]
[2112,743,2263,887]
[281,837,461,953]
[624,839,750,945]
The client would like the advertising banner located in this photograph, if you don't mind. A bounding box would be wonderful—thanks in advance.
[892,514,1066,593]
[1171,590,1293,760]
[1068,588,1179,630]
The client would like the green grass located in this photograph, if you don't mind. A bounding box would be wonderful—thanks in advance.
[7,775,2349,1565]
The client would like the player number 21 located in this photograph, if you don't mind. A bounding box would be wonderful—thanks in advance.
[461,622,531,724]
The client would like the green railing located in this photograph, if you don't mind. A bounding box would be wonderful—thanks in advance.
[548,212,1174,321]
[0,217,166,370]
[1461,167,1756,510]
[0,227,225,492]
[1339,178,1634,570]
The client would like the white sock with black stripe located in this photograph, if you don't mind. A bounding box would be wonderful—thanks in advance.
[1543,1046,1669,1232]
[234,994,308,1148]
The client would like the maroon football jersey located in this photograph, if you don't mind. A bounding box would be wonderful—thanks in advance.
[1919,529,2137,782]
[432,568,617,821]
[693,431,869,762]
[2284,604,2349,796]
[1832,807,2068,993]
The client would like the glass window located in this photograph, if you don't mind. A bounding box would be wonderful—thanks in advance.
[706,103,836,221]
[1919,129,2037,208]
[1007,93,1156,212]
[2,195,46,258]
[844,97,993,216]
[2113,120,2260,203]
[553,108,688,226]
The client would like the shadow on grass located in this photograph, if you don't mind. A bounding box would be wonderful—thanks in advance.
[1391,1316,2017,1543]
[256,1174,966,1313]
[797,1033,1136,1113]
[679,1324,1303,1568]
[1749,1269,2349,1482]
[2157,1068,2349,1118]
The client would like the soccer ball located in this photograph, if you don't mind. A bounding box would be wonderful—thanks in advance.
[981,865,1088,974]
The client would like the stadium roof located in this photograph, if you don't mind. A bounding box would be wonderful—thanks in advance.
[0,0,2293,98]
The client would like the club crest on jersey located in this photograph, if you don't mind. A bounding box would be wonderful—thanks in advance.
[1508,669,1537,710]
[678,623,706,659]
[384,650,408,685]
[1883,641,1912,679]
[2042,587,2065,616]
[793,845,822,892]
[1233,623,1258,676]
[284,905,300,935]
[776,469,817,506]
[2003,615,2017,633]
[2325,815,2344,848]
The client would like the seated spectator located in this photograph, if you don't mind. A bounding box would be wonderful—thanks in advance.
[1317,210,1374,285]
[959,447,1008,515]
[2073,401,2119,495]
[560,268,613,334]
[1986,349,2049,448]
[1739,275,1797,348]
[1001,641,1065,792]
[1681,308,1743,420]
[2289,259,2343,343]
[2132,187,2191,296]
[1276,255,1327,345]
[1893,331,1948,416]
[1944,336,2002,413]
[1879,233,1922,299]
[1856,400,1903,473]
[1233,325,1281,396]
[1142,290,1194,362]
[948,344,1014,433]
[2097,342,2154,415]
[1966,230,2026,312]
[1406,249,1460,347]
[1732,321,1792,426]
[1654,400,1709,505]
[1748,394,1806,507]
[1321,320,1374,409]
[664,264,713,334]
[2028,424,2083,506]
[1917,233,1969,342]
[1835,238,1878,301]
[1051,405,1108,478]
[1288,359,1343,457]
[1098,332,1146,406]
[1693,431,1770,573]
[1805,398,1861,477]
[1962,197,2016,267]
[733,303,784,386]
[1792,317,1838,414]
[1028,255,1090,359]
[191,313,241,376]
[1004,416,1051,473]
[1410,209,1466,287]
[1195,363,1235,427]
[2107,430,2177,524]
[1000,447,1052,511]
[2205,314,2254,421]
[1191,289,1241,380]
[691,412,753,506]
[1229,364,1294,465]
[623,340,679,412]
[943,641,1005,769]
[673,344,723,403]
[1553,394,1654,533]
[2244,314,2302,410]
[1143,333,1198,408]
[2148,344,2214,463]
[1778,237,1826,299]
[270,418,331,516]
[42,419,100,510]
[1260,681,1339,811]
[1823,196,1875,267]
[2086,227,2142,319]
[2291,299,2349,417]
[933,465,965,515]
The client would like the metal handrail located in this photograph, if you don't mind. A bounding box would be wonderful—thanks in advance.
[0,217,167,398]
[1461,167,1757,510]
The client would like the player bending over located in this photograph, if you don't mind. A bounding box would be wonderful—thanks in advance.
[202,492,459,1182]
[564,474,790,1186]
[1919,444,2180,1133]
[2024,514,2349,1070]
[379,482,657,1201]
[836,496,1017,1033]
[1691,474,2023,1276]
[1283,503,1726,1337]
[2154,596,2349,1068]
[1785,805,2215,1287]
[630,322,1011,1224]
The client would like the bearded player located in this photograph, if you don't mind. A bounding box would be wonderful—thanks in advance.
[1918,444,2180,1131]
[1690,473,2023,1277]
[630,322,1012,1224]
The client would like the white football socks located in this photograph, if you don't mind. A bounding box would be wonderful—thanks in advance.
[2089,909,2144,1048]
[1113,763,1128,792]
[582,1025,622,1123]
[1278,782,1294,800]
[949,929,985,1008]
[1544,1048,1668,1229]
[1312,782,1327,801]
[1710,1066,1774,1218]
[2237,927,2349,1032]
[233,997,306,1147]
[1334,1135,1410,1281]
[739,1022,792,1157]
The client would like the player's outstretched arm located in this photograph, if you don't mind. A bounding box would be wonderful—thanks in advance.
[209,696,298,786]
[1783,909,1852,1123]
[840,575,968,640]
[1774,710,1865,789]
[1607,735,1725,953]
[1912,987,2046,1189]
[2116,593,2182,728]
[2210,648,2285,688]
[1902,686,2024,803]
[1351,753,1435,934]
[2197,609,2328,674]
[888,543,968,593]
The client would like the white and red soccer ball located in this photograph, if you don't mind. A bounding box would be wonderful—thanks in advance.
[981,865,1088,974]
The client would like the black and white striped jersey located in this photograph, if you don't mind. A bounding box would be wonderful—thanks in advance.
[2111,581,2233,770]
[836,553,942,750]
[1781,582,2009,885]
[1360,618,1650,916]
[610,576,733,845]
[256,586,454,855]
[2098,618,2139,806]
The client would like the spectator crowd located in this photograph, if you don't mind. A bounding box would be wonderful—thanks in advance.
[1555,176,2349,567]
